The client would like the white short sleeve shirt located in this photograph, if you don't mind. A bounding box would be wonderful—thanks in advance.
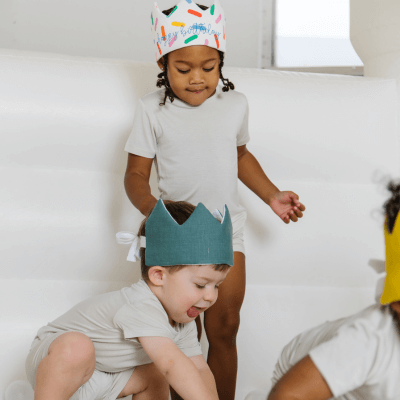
[124,86,250,220]
[33,279,203,373]
[273,305,400,400]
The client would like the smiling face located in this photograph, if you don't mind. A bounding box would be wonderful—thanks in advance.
[148,264,229,325]
[158,45,221,106]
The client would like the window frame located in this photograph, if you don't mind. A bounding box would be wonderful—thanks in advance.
[260,0,364,76]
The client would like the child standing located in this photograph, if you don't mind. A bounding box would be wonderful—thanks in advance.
[25,200,233,400]
[124,1,306,399]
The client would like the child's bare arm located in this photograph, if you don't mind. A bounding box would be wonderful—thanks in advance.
[139,336,219,400]
[237,145,305,223]
[237,144,280,205]
[171,356,217,400]
[189,355,218,395]
[268,356,332,400]
[124,153,158,216]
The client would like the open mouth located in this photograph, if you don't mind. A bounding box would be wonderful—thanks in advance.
[187,306,207,318]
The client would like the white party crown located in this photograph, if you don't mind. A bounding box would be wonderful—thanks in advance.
[151,0,226,61]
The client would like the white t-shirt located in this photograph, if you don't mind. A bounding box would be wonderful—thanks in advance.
[272,304,400,400]
[124,86,250,222]
[33,279,202,373]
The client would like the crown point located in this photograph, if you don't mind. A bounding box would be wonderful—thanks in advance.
[168,6,178,17]
[145,200,233,267]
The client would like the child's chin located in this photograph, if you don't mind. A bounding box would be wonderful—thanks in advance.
[176,315,195,324]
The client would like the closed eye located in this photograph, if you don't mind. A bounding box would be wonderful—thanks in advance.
[177,67,215,74]
[196,284,205,289]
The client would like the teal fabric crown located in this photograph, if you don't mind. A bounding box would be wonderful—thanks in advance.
[145,199,234,266]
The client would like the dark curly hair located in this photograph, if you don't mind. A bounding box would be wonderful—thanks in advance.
[384,181,400,233]
[138,200,231,281]
[156,4,235,106]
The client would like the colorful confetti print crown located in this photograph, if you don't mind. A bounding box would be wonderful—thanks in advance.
[145,199,234,267]
[151,0,226,61]
[381,214,400,305]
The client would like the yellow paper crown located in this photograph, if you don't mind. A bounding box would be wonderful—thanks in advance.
[380,213,400,305]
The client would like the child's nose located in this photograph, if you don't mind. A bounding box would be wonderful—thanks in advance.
[189,69,205,84]
[203,287,218,303]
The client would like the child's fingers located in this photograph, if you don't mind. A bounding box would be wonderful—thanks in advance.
[289,192,300,202]
[288,192,305,210]
[294,208,303,218]
[293,202,306,211]
[289,210,298,222]
[289,191,299,199]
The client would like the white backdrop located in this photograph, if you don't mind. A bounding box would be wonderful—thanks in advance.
[1,48,399,399]
[1,1,400,398]
[0,0,262,68]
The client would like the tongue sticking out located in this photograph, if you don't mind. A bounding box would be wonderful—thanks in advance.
[187,307,200,318]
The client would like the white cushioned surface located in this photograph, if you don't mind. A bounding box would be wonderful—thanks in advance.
[0,48,399,399]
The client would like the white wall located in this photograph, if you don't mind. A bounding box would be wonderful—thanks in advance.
[0,0,262,68]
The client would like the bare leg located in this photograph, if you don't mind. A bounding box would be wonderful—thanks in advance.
[204,251,246,400]
[34,332,96,400]
[117,363,169,400]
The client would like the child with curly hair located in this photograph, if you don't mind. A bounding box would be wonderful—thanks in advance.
[124,2,306,398]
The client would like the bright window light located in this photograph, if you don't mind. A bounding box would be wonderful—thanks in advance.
[275,0,363,67]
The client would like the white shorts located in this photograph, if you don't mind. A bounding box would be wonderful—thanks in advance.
[232,211,246,255]
[25,332,134,400]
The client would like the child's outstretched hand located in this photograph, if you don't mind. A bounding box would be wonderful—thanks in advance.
[269,191,305,224]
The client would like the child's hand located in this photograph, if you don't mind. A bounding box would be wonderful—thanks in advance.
[269,191,305,224]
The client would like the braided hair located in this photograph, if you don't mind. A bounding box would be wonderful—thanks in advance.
[384,181,400,233]
[156,53,175,106]
[156,3,235,106]
[218,51,235,92]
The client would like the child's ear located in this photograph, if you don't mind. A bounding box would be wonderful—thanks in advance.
[157,59,165,71]
[148,266,166,286]
[390,301,400,315]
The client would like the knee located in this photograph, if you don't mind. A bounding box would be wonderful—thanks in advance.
[206,309,241,343]
[149,372,169,399]
[49,332,96,376]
